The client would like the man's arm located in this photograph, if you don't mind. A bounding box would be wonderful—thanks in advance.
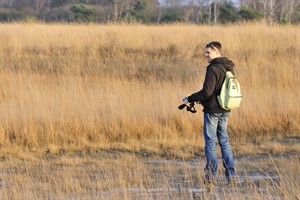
[187,67,217,103]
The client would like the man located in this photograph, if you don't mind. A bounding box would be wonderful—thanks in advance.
[183,41,235,185]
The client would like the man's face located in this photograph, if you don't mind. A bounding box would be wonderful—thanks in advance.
[205,47,220,62]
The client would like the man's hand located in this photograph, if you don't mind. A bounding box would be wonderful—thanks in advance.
[178,97,197,113]
[183,97,190,105]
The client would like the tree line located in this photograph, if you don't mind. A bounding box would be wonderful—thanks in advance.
[0,0,299,24]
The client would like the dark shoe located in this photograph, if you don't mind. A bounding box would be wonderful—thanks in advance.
[227,176,236,187]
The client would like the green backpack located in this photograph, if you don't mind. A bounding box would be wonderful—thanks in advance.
[217,65,242,110]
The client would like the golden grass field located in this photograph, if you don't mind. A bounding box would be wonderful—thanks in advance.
[0,23,299,199]
[0,23,299,157]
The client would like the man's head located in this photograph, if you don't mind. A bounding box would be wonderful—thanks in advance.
[205,41,222,62]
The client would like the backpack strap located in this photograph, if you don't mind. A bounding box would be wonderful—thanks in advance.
[215,64,236,76]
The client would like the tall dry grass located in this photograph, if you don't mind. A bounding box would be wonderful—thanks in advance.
[0,23,299,156]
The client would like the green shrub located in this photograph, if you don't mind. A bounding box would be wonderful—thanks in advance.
[238,7,264,21]
[291,10,300,24]
[161,11,184,23]
[219,3,238,23]
[70,4,95,22]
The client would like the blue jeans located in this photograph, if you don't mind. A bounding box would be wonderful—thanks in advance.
[203,112,235,180]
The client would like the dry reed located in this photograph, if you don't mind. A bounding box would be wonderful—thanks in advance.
[0,153,299,199]
[0,23,299,156]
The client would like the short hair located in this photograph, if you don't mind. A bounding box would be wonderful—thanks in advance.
[205,41,222,53]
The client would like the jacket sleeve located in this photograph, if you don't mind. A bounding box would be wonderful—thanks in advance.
[187,67,217,103]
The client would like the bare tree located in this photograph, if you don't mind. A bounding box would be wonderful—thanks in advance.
[268,0,275,25]
[145,0,161,23]
[182,0,195,22]
[112,0,119,21]
[195,0,207,23]
[111,0,136,22]
[0,0,14,6]
[33,0,51,14]
[239,0,299,24]
[213,0,219,24]
[162,0,183,7]
[278,0,288,22]
[286,0,300,23]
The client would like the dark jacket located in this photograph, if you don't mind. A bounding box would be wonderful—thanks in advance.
[187,57,235,113]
